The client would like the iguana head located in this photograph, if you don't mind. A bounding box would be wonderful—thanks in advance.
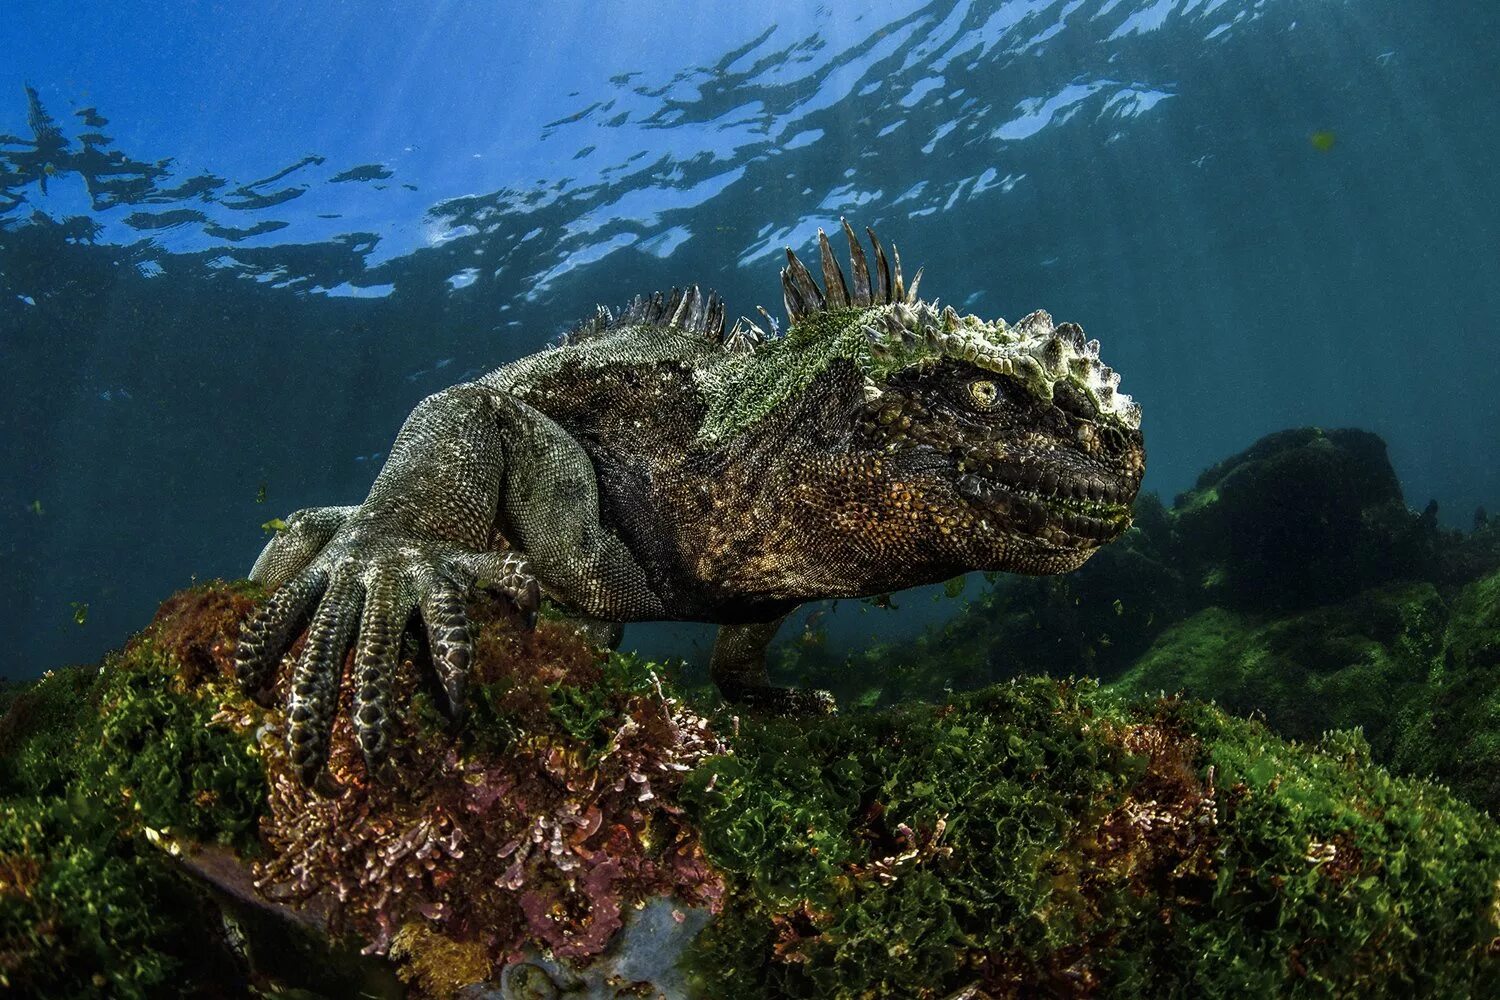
[713,221,1145,581]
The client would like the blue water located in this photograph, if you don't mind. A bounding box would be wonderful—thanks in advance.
[2,1,1497,678]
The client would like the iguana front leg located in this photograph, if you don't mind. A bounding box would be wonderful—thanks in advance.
[234,383,662,783]
[711,615,836,714]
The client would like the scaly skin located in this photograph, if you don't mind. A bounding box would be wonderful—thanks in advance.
[236,221,1145,783]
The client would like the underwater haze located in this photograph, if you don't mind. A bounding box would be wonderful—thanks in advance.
[2,0,1498,679]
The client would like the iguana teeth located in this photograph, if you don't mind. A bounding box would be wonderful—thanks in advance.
[842,218,872,307]
[817,229,850,309]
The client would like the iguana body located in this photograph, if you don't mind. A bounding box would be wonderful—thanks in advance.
[236,222,1145,782]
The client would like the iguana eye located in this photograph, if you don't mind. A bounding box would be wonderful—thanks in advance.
[968,379,999,409]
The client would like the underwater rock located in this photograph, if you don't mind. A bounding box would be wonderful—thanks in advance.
[1171,427,1430,611]
[1111,583,1446,778]
[3,576,1499,997]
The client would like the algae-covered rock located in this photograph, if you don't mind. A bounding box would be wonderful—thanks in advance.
[1109,568,1500,815]
[0,582,723,997]
[1389,567,1500,811]
[1171,427,1419,611]
[3,580,1499,997]
[684,684,1499,998]
[1111,584,1446,763]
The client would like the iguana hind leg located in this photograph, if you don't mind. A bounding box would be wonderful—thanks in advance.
[711,614,836,715]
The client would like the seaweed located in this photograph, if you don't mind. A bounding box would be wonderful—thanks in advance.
[684,682,1500,998]
[3,489,1499,996]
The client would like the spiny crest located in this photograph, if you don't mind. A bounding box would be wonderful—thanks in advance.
[561,285,727,346]
[715,218,920,350]
[715,219,1138,432]
[780,218,921,324]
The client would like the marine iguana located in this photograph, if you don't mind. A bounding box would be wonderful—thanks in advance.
[235,221,1145,783]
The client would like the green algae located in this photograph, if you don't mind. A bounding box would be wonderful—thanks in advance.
[684,679,1500,998]
[699,307,870,444]
[1110,574,1500,814]
[1388,567,1500,811]
[0,795,218,999]
[5,566,1500,997]
[0,584,268,996]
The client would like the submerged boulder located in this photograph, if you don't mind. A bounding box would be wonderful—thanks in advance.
[2,581,1498,998]
[1172,427,1432,612]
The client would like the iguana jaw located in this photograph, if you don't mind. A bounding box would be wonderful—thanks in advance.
[955,465,1135,546]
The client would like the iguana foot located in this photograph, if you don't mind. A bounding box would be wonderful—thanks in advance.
[235,515,539,783]
[708,618,835,717]
[719,682,838,717]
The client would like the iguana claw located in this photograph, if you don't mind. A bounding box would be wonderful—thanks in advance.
[235,508,541,784]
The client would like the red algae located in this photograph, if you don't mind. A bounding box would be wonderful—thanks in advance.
[250,594,726,978]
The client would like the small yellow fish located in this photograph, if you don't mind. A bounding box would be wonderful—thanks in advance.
[1310,130,1336,152]
[29,499,43,516]
[256,482,268,504]
[70,602,88,626]
[261,517,289,534]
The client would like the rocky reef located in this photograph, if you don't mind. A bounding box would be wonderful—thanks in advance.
[3,427,1500,997]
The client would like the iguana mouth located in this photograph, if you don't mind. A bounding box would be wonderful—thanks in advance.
[957,465,1135,544]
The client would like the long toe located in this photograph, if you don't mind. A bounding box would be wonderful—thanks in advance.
[287,574,364,783]
[235,569,328,694]
[352,569,416,770]
[249,505,355,589]
[419,580,473,721]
